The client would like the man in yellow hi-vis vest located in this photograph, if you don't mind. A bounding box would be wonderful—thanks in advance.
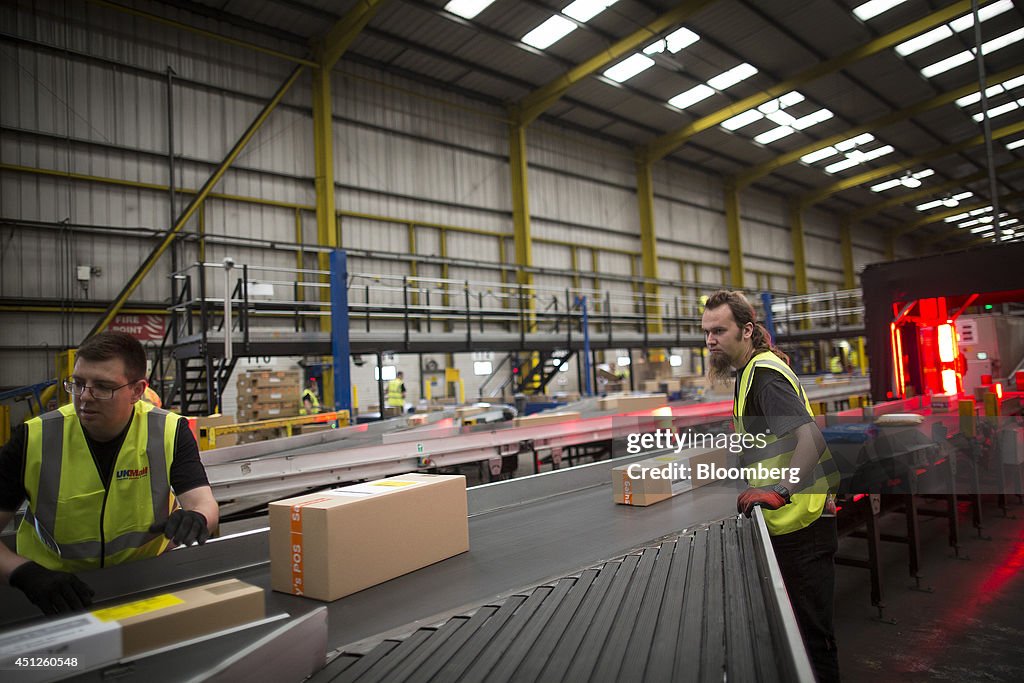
[300,379,320,415]
[386,371,406,414]
[0,332,219,615]
[702,290,840,683]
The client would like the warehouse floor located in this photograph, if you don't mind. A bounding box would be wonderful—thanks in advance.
[834,496,1024,682]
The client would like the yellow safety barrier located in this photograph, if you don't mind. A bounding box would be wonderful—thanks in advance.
[201,410,350,449]
[0,405,10,444]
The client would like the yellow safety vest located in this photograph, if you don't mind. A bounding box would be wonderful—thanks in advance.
[300,388,320,415]
[386,378,405,407]
[17,401,179,572]
[734,351,840,536]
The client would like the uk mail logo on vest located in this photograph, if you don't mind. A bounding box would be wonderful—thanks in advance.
[116,466,149,481]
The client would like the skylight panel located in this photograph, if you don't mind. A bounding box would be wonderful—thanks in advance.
[1007,138,1024,150]
[801,147,839,164]
[835,133,875,152]
[604,53,655,83]
[921,50,973,78]
[669,84,715,109]
[896,1,1013,56]
[563,0,618,23]
[765,109,796,127]
[522,15,576,49]
[895,26,953,56]
[949,0,1014,32]
[827,158,862,174]
[645,27,700,54]
[444,0,497,20]
[869,177,903,192]
[853,0,908,22]
[721,109,764,130]
[972,99,1021,122]
[955,83,1005,108]
[707,63,757,90]
[754,126,795,145]
[792,109,834,130]
[982,27,1024,55]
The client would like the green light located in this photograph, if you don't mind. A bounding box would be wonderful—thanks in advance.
[984,304,993,310]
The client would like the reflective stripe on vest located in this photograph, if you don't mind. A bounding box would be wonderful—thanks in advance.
[17,402,177,571]
[734,351,840,536]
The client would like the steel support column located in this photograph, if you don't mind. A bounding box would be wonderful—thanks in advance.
[329,250,352,414]
[840,219,855,289]
[724,177,744,288]
[636,155,661,332]
[509,117,535,329]
[789,201,808,295]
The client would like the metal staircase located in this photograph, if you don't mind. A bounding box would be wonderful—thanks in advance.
[512,350,576,395]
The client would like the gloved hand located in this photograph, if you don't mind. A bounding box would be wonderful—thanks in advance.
[8,561,95,615]
[737,487,788,517]
[149,509,209,547]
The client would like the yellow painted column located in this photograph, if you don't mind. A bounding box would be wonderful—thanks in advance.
[885,231,896,261]
[840,218,855,289]
[789,200,808,294]
[635,154,661,332]
[508,116,534,314]
[724,177,745,288]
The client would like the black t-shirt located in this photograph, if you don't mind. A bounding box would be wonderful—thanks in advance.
[0,416,210,512]
[734,359,813,438]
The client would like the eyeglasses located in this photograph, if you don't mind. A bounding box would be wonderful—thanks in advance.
[63,379,138,400]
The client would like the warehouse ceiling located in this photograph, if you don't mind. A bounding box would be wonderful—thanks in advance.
[158,0,1024,248]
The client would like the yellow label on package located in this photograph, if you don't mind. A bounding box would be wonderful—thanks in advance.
[371,481,417,487]
[92,594,184,622]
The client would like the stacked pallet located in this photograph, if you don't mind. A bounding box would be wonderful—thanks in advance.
[235,370,302,443]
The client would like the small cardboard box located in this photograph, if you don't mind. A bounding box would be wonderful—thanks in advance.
[455,405,488,418]
[641,379,681,393]
[612,447,728,506]
[196,413,238,449]
[513,411,580,427]
[270,473,469,602]
[599,393,668,412]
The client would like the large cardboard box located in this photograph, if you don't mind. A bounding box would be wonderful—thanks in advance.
[513,411,580,427]
[0,579,264,680]
[599,393,668,412]
[612,447,728,506]
[641,379,681,393]
[270,473,469,602]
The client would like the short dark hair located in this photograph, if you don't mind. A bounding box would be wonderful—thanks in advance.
[76,332,148,381]
[704,290,789,365]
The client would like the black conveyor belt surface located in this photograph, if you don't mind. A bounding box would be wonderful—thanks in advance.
[311,516,802,683]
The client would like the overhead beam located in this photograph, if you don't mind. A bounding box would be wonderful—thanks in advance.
[86,0,317,66]
[738,63,1024,187]
[316,0,386,71]
[895,190,1024,238]
[800,118,1024,207]
[87,65,306,339]
[849,157,1024,221]
[517,0,718,126]
[642,0,983,163]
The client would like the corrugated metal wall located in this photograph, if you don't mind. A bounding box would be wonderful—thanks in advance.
[0,0,888,390]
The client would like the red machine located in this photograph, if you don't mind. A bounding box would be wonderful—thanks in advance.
[888,296,966,399]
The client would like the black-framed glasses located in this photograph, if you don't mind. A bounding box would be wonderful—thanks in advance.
[63,379,138,400]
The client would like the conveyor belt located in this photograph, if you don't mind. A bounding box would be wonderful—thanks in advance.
[310,513,811,683]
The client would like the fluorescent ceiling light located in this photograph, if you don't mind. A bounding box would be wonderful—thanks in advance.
[830,158,864,175]
[971,225,994,234]
[835,133,874,151]
[860,144,895,161]
[604,53,655,82]
[443,0,497,19]
[896,26,953,56]
[901,176,922,188]
[972,99,1021,122]
[921,50,973,78]
[914,168,935,179]
[644,26,701,54]
[969,206,994,216]
[765,109,796,126]
[953,192,973,200]
[944,212,971,222]
[958,218,981,228]
[949,0,1014,32]
[956,84,1004,108]
[707,63,757,90]
[669,84,715,109]
[563,0,618,23]
[982,27,1024,55]
[853,0,908,21]
[916,199,944,211]
[522,15,576,49]
[792,109,834,130]
[801,147,839,164]
[870,178,902,191]
[1007,138,1024,150]
[754,126,795,145]
[1002,218,1020,226]
[721,109,764,130]
[758,92,804,113]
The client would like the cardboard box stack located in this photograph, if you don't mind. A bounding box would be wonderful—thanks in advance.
[236,369,302,442]
[270,473,469,602]
[195,413,238,449]
[598,393,668,412]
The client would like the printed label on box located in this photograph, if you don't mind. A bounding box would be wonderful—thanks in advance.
[92,594,184,622]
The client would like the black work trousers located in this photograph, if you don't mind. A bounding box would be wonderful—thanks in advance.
[770,514,840,683]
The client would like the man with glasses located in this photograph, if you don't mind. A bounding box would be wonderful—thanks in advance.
[0,332,218,615]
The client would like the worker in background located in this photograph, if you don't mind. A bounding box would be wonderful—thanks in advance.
[829,354,844,374]
[300,378,320,415]
[0,332,219,615]
[141,384,162,408]
[702,290,840,683]
[386,371,407,415]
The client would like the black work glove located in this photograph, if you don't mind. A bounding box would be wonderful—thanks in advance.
[8,561,95,615]
[149,509,209,547]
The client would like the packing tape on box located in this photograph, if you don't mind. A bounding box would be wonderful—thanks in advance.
[92,595,184,621]
[289,497,332,596]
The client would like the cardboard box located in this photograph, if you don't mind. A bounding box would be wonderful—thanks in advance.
[599,393,668,412]
[196,413,238,449]
[237,405,297,421]
[455,405,489,418]
[238,370,301,390]
[0,579,264,679]
[641,379,682,393]
[270,473,469,602]
[612,447,728,506]
[513,411,580,427]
